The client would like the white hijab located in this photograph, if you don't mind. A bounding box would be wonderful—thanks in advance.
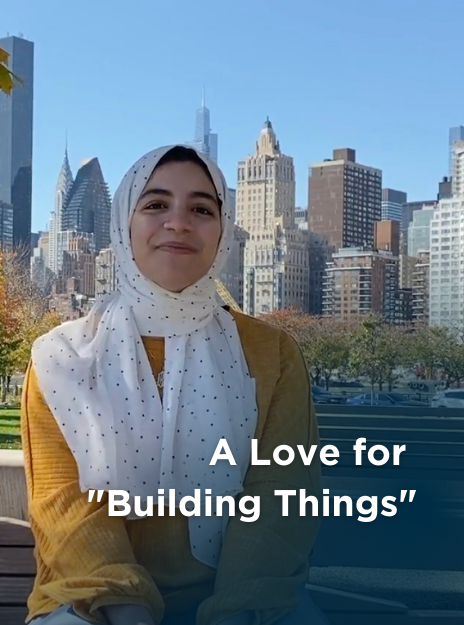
[31,145,258,568]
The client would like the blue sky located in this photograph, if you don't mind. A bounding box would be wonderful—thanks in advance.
[3,0,464,232]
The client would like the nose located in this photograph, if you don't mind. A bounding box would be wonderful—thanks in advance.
[163,204,192,232]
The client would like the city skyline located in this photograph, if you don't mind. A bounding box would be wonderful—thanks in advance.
[24,86,464,328]
[3,1,464,232]
[34,114,458,235]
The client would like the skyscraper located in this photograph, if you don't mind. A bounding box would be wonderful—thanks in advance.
[401,199,436,255]
[309,148,382,252]
[0,35,34,253]
[381,188,407,221]
[322,247,398,323]
[449,126,464,178]
[451,140,464,196]
[49,148,74,274]
[188,90,218,163]
[61,158,112,254]
[429,198,464,329]
[374,219,400,256]
[407,206,435,257]
[0,201,13,249]
[236,119,309,315]
[95,247,117,296]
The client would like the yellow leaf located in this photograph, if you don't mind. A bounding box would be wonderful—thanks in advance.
[0,64,14,95]
[0,46,9,65]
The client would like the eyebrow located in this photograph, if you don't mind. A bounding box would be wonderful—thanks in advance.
[139,187,219,205]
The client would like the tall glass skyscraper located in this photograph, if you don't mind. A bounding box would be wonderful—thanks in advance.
[49,148,74,274]
[0,35,34,253]
[188,91,218,163]
[381,188,407,221]
[408,206,435,257]
[61,158,112,254]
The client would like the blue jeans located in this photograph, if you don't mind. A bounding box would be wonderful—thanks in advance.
[30,589,330,625]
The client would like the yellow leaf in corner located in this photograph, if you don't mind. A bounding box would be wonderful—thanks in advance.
[0,46,9,65]
[0,64,14,95]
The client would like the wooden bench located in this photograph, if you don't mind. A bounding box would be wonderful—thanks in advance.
[313,405,464,572]
[1,518,464,625]
[0,518,35,625]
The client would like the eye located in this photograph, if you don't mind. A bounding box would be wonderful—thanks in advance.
[144,201,167,211]
[194,205,217,216]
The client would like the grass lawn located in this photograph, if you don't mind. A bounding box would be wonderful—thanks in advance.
[0,408,21,449]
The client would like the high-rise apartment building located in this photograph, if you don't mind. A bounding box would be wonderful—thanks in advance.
[429,199,464,329]
[407,206,435,257]
[236,119,309,315]
[400,254,419,289]
[219,225,248,310]
[322,247,398,323]
[449,126,464,178]
[0,36,34,254]
[411,251,430,324]
[55,230,95,291]
[394,289,413,325]
[451,141,464,197]
[308,232,332,315]
[95,247,117,296]
[61,158,111,254]
[49,149,74,274]
[374,220,400,256]
[61,234,96,297]
[401,199,436,255]
[309,148,382,252]
[188,91,218,163]
[381,189,407,222]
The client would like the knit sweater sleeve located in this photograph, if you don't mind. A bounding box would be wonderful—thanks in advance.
[21,361,164,624]
[196,329,323,625]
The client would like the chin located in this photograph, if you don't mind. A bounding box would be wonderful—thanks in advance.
[152,275,197,293]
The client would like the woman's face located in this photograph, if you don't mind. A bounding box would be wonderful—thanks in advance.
[130,160,222,292]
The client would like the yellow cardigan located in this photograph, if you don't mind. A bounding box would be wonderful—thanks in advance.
[21,309,322,625]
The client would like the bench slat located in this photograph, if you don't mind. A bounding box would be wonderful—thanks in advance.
[0,606,28,625]
[0,576,34,605]
[0,521,34,547]
[0,547,36,575]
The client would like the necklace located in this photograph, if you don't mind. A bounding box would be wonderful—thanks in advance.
[156,368,164,389]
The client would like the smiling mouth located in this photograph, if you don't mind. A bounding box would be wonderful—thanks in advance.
[157,243,197,254]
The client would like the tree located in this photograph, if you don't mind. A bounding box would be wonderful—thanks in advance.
[379,324,413,391]
[257,308,313,349]
[407,324,444,380]
[11,308,62,374]
[408,325,464,388]
[0,247,62,401]
[0,45,22,95]
[257,309,352,389]
[348,315,411,400]
[303,317,351,389]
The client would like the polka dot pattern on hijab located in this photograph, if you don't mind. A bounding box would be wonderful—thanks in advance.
[31,145,258,568]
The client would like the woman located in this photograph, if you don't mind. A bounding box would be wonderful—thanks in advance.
[21,145,326,625]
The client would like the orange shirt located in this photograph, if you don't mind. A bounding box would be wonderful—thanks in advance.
[21,309,322,625]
